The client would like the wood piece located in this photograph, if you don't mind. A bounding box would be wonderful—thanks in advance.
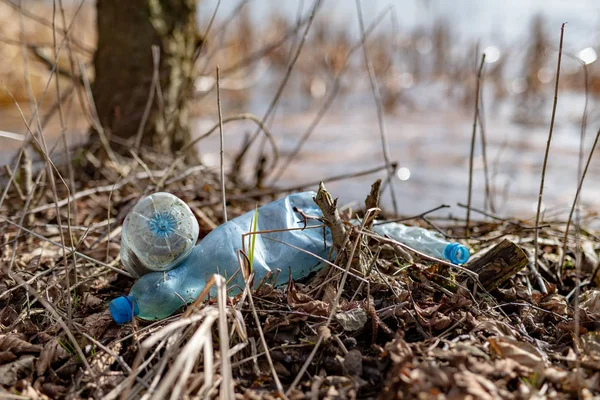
[314,182,348,251]
[364,179,382,230]
[466,239,528,291]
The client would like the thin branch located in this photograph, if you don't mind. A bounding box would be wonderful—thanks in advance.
[466,54,486,237]
[558,59,592,277]
[217,66,228,222]
[374,204,450,226]
[533,23,565,294]
[477,89,494,213]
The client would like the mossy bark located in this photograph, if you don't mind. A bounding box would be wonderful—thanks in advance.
[92,0,198,158]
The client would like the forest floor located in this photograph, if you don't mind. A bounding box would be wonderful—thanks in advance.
[1,153,600,400]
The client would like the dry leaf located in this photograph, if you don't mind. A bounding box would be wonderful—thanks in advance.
[83,310,114,338]
[539,294,569,317]
[287,278,329,316]
[0,355,35,386]
[36,338,69,376]
[335,306,367,331]
[580,289,600,316]
[454,368,499,400]
[41,382,67,398]
[343,349,363,376]
[488,336,545,369]
[0,335,42,354]
[322,284,337,308]
[0,351,17,364]
[82,293,103,310]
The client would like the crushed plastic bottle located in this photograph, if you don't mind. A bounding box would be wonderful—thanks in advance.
[110,192,332,323]
[371,222,469,265]
[110,192,470,324]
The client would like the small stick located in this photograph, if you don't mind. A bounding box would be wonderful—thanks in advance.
[558,127,600,269]
[466,54,486,237]
[286,216,369,395]
[245,275,287,397]
[3,165,25,200]
[477,94,494,213]
[374,204,450,226]
[533,23,565,293]
[217,66,228,222]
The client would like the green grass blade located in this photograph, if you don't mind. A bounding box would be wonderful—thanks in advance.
[248,204,259,272]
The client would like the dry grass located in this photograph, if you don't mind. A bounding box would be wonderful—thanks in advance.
[1,2,600,400]
[1,157,600,398]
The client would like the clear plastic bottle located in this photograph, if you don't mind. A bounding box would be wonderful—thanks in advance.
[371,222,469,265]
[110,192,470,324]
[120,192,199,278]
[110,192,332,323]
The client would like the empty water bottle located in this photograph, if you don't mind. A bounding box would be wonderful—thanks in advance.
[371,222,469,265]
[110,192,332,323]
[110,191,470,324]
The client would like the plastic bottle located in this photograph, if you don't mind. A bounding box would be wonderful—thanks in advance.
[371,222,469,265]
[120,192,200,278]
[110,192,470,324]
[110,192,332,323]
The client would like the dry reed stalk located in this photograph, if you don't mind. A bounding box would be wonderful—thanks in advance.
[533,23,565,294]
[466,54,485,238]
[217,65,228,222]
[15,0,76,318]
[558,59,593,277]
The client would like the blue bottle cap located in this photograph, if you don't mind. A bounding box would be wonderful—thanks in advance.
[443,243,470,265]
[110,295,139,324]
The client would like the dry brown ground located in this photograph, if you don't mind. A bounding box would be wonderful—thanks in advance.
[1,153,599,399]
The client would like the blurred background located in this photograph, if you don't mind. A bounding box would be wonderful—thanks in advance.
[1,0,600,220]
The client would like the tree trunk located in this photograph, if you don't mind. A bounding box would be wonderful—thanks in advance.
[92,0,198,157]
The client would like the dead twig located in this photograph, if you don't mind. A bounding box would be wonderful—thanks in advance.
[533,23,565,294]
[217,66,228,222]
[466,54,485,237]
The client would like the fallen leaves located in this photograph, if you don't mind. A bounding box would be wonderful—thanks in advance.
[335,307,368,332]
[0,334,42,354]
[286,279,329,316]
[488,336,546,369]
[0,355,35,386]
[36,338,69,376]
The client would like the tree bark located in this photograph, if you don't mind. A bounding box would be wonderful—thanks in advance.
[466,239,528,291]
[92,0,198,157]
